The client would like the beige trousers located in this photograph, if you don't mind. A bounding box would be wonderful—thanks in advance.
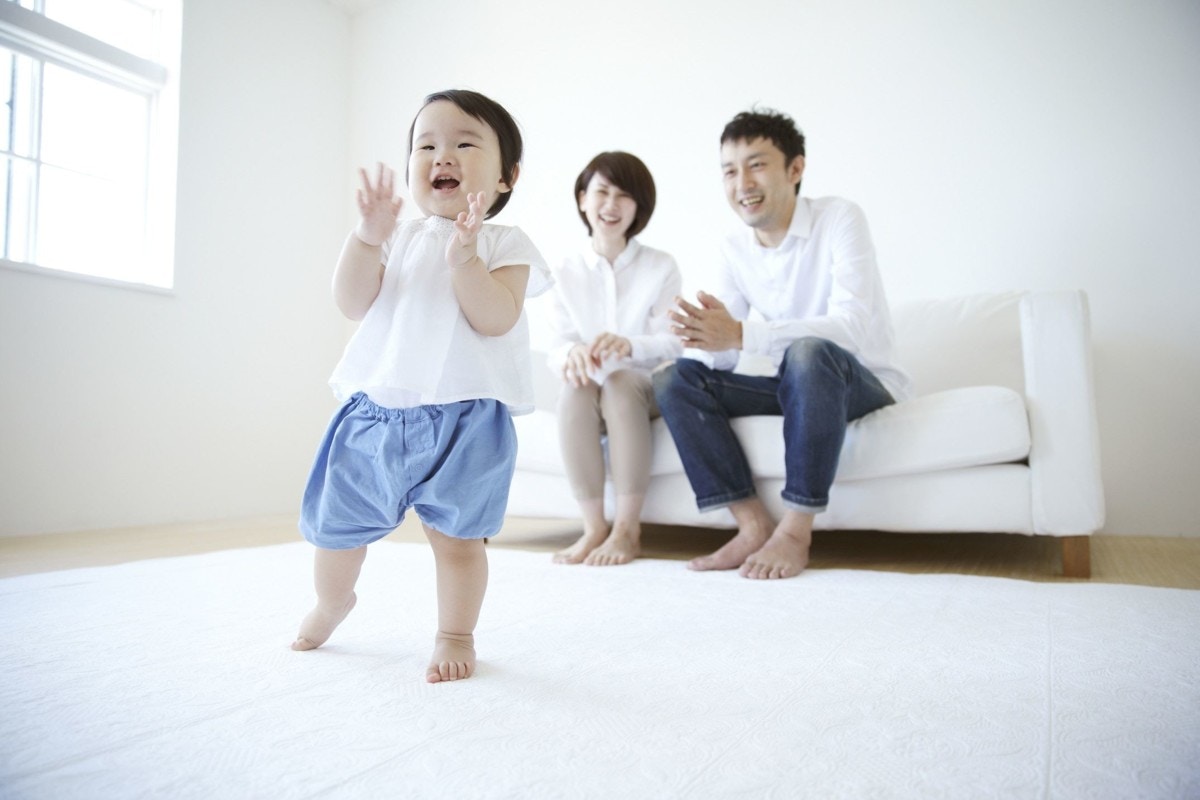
[556,369,660,501]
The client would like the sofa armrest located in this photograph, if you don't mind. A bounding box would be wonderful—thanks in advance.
[1020,291,1106,534]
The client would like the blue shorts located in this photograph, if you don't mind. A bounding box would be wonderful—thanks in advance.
[299,394,516,549]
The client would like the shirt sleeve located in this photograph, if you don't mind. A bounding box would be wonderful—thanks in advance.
[486,225,553,298]
[628,253,684,368]
[741,201,881,363]
[544,270,582,376]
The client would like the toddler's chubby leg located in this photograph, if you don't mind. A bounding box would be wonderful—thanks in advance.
[292,546,367,651]
[424,525,488,683]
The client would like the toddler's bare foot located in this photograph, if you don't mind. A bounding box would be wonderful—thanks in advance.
[739,529,811,580]
[553,525,609,564]
[427,631,475,683]
[584,526,641,566]
[291,592,357,651]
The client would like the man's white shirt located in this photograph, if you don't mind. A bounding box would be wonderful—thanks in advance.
[686,197,911,401]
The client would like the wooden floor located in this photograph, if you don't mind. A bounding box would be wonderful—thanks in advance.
[2,514,1198,589]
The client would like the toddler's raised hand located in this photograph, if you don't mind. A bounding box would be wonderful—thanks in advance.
[447,192,485,268]
[355,163,402,247]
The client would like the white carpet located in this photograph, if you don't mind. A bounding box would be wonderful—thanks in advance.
[1,541,1198,799]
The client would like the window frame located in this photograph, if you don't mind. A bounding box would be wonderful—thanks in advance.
[0,0,181,291]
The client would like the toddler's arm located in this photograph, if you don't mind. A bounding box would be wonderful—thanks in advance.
[333,164,402,320]
[446,192,529,336]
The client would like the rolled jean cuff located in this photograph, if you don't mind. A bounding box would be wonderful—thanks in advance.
[696,487,757,512]
[781,492,827,515]
[777,501,825,513]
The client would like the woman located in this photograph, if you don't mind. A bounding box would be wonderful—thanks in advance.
[547,152,682,566]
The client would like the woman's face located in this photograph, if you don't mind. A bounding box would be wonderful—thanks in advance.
[578,173,637,241]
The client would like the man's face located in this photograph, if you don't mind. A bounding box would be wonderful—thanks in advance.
[720,137,804,244]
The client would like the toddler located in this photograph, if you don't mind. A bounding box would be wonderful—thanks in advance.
[293,90,549,682]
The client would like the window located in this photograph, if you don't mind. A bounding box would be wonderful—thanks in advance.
[0,0,181,289]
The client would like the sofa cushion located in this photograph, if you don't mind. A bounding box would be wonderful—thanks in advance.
[828,386,1030,481]
[645,385,1030,482]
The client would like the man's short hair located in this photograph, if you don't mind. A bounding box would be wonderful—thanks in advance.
[721,108,806,195]
[407,89,523,219]
[573,151,657,239]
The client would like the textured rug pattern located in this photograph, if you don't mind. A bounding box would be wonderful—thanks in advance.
[1,541,1198,799]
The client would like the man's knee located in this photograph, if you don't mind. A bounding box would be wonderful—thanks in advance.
[651,362,679,400]
[652,358,703,402]
[781,337,850,377]
[784,336,838,364]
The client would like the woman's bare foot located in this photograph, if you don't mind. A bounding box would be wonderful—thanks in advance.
[739,530,811,579]
[584,525,641,566]
[291,592,357,651]
[688,505,774,571]
[426,631,475,683]
[553,524,609,564]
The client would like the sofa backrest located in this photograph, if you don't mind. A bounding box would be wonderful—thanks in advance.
[892,291,1026,397]
[530,351,562,412]
[530,290,1030,409]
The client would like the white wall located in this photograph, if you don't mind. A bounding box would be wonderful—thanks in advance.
[2,0,1196,539]
[0,0,352,536]
[347,0,1200,536]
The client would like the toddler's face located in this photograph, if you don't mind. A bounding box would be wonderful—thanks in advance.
[408,100,511,220]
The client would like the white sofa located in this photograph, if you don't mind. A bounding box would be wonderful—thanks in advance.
[509,291,1105,577]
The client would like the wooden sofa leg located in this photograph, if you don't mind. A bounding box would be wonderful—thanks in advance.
[1061,536,1091,579]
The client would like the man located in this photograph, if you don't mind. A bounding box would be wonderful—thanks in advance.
[653,108,910,580]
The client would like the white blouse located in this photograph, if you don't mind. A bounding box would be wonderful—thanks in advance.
[546,239,683,383]
[329,215,551,414]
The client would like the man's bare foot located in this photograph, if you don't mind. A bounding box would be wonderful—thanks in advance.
[688,508,774,571]
[739,528,811,580]
[553,525,609,564]
[584,526,641,566]
[427,631,475,683]
[291,592,357,651]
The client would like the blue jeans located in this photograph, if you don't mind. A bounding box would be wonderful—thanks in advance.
[652,338,895,514]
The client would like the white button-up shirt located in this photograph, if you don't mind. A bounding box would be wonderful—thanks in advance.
[691,197,911,400]
[547,239,682,383]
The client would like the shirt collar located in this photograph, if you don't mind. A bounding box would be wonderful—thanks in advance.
[788,197,813,240]
[584,237,641,271]
[744,197,812,249]
[423,215,457,235]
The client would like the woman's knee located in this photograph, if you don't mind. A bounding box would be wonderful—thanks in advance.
[600,369,651,409]
[556,382,601,419]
